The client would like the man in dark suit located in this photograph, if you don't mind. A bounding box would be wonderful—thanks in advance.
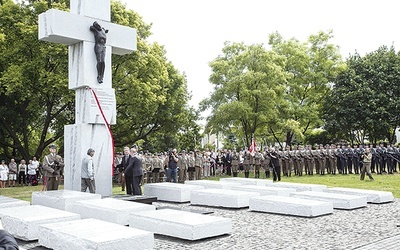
[125,146,143,195]
[117,146,130,192]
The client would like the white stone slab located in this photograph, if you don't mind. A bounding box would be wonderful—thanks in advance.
[130,209,231,240]
[267,182,327,192]
[324,187,394,204]
[144,182,204,202]
[220,177,273,186]
[190,188,260,208]
[68,198,155,225]
[32,190,101,211]
[231,185,296,197]
[0,205,80,240]
[184,180,241,189]
[249,195,333,217]
[291,191,367,210]
[39,218,153,250]
[0,196,30,209]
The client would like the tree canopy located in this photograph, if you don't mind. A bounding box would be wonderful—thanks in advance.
[0,0,198,160]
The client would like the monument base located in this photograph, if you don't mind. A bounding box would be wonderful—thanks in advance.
[64,123,113,196]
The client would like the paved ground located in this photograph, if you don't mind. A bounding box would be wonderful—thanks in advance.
[12,197,400,250]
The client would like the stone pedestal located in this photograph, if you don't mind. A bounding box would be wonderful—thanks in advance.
[0,196,30,209]
[32,190,101,211]
[64,124,113,196]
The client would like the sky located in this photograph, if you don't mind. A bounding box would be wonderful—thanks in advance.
[123,0,400,109]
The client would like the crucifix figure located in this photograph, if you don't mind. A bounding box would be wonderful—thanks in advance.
[90,21,108,83]
[38,0,136,196]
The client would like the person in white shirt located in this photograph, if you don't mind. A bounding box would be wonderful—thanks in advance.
[0,160,9,188]
[81,148,96,193]
[27,160,38,185]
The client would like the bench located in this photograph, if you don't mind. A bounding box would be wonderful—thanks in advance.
[190,188,260,208]
[249,195,333,217]
[143,182,204,202]
[129,208,232,240]
[68,198,156,225]
[291,191,367,210]
[39,218,154,250]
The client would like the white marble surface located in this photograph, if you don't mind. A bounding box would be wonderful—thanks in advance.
[39,218,154,250]
[64,124,113,197]
[268,182,327,192]
[190,188,260,208]
[144,183,204,202]
[231,185,296,197]
[291,191,367,210]
[0,196,30,209]
[31,190,101,211]
[219,177,273,186]
[184,180,241,189]
[69,198,155,225]
[249,195,333,217]
[0,205,80,240]
[130,209,232,240]
[324,187,394,204]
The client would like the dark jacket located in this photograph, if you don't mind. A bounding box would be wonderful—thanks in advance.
[125,154,143,177]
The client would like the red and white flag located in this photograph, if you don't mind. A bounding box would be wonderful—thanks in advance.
[249,136,256,153]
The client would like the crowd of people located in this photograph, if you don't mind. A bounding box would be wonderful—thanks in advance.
[114,142,397,192]
[0,157,41,188]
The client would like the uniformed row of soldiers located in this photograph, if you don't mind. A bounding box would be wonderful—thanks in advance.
[141,150,208,183]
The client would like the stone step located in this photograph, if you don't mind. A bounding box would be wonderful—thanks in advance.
[32,190,101,211]
[268,182,327,192]
[129,208,232,240]
[231,185,296,197]
[0,196,30,209]
[143,182,204,202]
[185,180,241,189]
[220,177,273,186]
[291,191,367,210]
[324,187,394,204]
[249,195,333,217]
[0,205,80,240]
[68,198,156,225]
[190,188,260,208]
[38,218,154,250]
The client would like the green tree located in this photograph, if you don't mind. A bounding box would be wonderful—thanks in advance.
[268,31,346,146]
[200,42,288,148]
[0,0,72,161]
[324,46,400,144]
[0,0,197,160]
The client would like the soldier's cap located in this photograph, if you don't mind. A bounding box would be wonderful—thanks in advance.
[87,148,95,155]
[49,144,56,149]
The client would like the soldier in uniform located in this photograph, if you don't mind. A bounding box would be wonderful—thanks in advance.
[143,153,153,183]
[360,147,374,181]
[304,145,313,175]
[42,144,64,191]
[178,150,188,183]
[338,145,347,174]
[269,147,281,182]
[376,143,386,174]
[295,146,303,176]
[231,151,240,177]
[151,153,162,183]
[242,150,251,178]
[327,145,337,175]
[194,150,203,180]
[263,148,271,178]
[386,144,395,174]
[187,151,196,180]
[253,149,263,178]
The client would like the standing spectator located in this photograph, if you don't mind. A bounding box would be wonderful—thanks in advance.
[27,160,38,185]
[361,147,374,181]
[194,150,203,180]
[270,147,281,182]
[81,148,96,193]
[187,151,196,180]
[125,147,143,195]
[42,144,64,191]
[18,159,27,186]
[166,149,179,183]
[7,159,17,187]
[178,150,188,183]
[0,160,9,188]
[224,149,232,176]
[32,156,40,178]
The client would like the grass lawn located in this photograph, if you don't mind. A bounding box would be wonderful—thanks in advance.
[1,172,399,202]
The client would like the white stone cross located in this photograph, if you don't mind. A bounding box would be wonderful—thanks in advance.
[38,0,136,196]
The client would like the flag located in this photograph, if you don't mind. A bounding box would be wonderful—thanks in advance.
[249,136,256,153]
